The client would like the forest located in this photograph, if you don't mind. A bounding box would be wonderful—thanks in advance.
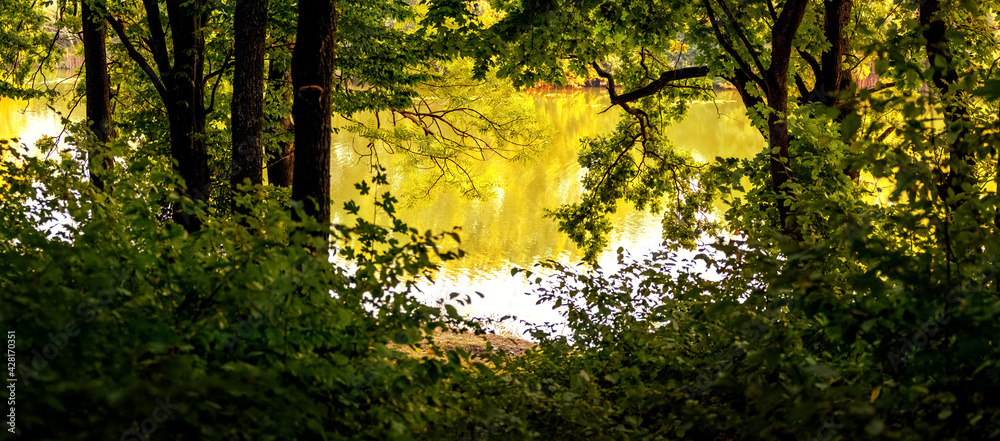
[2,0,1000,439]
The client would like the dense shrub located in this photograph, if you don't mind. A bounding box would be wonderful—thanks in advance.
[0,142,477,440]
[3,128,999,440]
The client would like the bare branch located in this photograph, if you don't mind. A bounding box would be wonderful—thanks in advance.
[205,52,234,82]
[796,48,821,78]
[590,62,709,106]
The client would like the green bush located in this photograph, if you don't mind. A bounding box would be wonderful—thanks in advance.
[0,140,478,441]
[3,121,999,440]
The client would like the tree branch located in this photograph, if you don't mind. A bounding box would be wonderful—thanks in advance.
[590,62,710,106]
[615,66,711,105]
[794,73,810,99]
[591,63,657,141]
[101,6,167,101]
[714,0,767,74]
[704,0,765,88]
[796,47,821,78]
[140,0,171,73]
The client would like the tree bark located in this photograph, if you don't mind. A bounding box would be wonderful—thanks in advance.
[816,0,853,107]
[231,0,269,204]
[764,0,809,238]
[267,62,294,188]
[100,0,212,231]
[291,0,337,246]
[165,0,211,231]
[919,0,975,209]
[705,0,809,238]
[81,0,114,191]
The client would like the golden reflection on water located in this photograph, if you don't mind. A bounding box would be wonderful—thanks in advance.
[329,88,761,277]
[2,87,761,321]
[1,85,75,161]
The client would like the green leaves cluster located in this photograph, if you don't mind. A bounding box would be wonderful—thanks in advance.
[0,134,479,440]
[0,0,68,100]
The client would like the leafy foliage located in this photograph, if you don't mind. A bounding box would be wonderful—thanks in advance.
[0,136,478,440]
[0,0,67,100]
[4,0,1000,440]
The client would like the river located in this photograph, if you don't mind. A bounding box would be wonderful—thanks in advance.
[1,85,761,330]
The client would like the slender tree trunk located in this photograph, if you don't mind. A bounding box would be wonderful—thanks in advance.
[81,0,113,190]
[920,0,975,209]
[291,0,337,246]
[763,0,809,238]
[231,0,269,205]
[706,0,808,238]
[818,0,853,107]
[267,62,294,188]
[100,0,211,230]
[268,120,295,187]
[165,0,210,231]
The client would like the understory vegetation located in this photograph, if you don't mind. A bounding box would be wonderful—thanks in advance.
[3,0,1000,440]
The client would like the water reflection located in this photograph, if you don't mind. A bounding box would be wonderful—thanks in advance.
[327,88,761,323]
[2,86,761,326]
[331,89,759,270]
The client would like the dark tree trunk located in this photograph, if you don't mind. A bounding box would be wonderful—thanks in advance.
[101,0,212,231]
[919,0,975,209]
[165,0,210,231]
[291,0,337,246]
[817,0,853,107]
[706,0,808,238]
[268,122,295,187]
[815,0,862,182]
[763,0,809,238]
[81,0,113,190]
[267,62,294,188]
[231,0,269,204]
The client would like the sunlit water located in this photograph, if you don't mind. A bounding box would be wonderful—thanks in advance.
[2,86,762,331]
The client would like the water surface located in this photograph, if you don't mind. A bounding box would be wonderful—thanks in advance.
[2,87,762,326]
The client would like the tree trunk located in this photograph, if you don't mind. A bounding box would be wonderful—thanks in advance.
[268,123,295,187]
[706,0,808,238]
[231,0,269,204]
[764,0,809,238]
[267,62,294,188]
[165,0,210,231]
[817,0,853,107]
[81,0,113,190]
[291,0,337,246]
[919,0,975,209]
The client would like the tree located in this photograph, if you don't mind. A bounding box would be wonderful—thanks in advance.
[0,0,65,100]
[102,0,212,231]
[290,0,338,245]
[448,0,918,254]
[265,58,295,188]
[230,0,269,202]
[81,0,114,191]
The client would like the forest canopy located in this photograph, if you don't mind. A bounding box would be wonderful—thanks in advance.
[2,0,1000,440]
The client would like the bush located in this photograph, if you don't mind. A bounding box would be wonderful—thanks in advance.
[3,130,999,441]
[0,141,478,440]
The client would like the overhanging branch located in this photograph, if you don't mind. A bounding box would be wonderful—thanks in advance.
[590,62,709,106]
[102,7,168,101]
